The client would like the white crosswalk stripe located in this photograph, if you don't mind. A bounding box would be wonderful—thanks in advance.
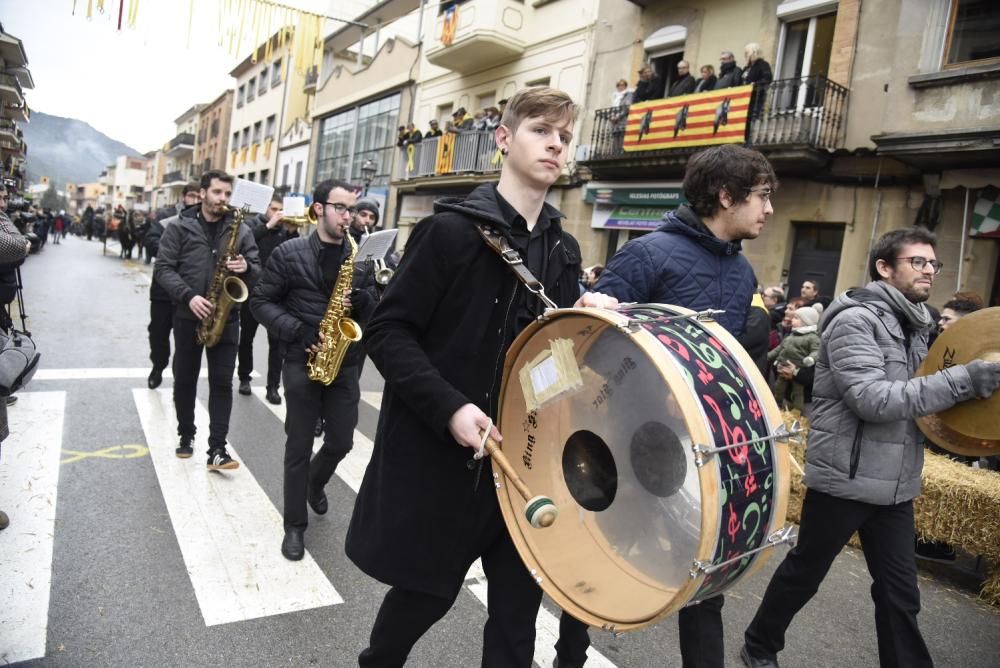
[250,386,617,668]
[133,388,342,626]
[0,392,67,664]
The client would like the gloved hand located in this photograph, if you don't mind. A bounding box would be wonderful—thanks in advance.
[965,359,1000,399]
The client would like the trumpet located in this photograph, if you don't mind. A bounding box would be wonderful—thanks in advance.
[373,257,394,285]
[281,206,319,227]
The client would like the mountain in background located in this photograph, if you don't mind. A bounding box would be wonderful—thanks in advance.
[20,111,143,189]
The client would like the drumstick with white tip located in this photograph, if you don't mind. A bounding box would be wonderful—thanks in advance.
[478,426,558,529]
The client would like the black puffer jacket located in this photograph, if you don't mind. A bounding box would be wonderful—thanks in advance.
[249,231,378,368]
[345,183,582,597]
[145,214,175,302]
[153,205,261,320]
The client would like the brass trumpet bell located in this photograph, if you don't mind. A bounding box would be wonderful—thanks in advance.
[282,206,319,227]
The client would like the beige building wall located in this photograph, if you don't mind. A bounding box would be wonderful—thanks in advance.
[196,90,234,174]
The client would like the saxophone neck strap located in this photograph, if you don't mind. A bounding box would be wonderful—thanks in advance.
[475,223,557,310]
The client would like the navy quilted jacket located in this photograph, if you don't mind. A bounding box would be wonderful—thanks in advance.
[594,205,755,337]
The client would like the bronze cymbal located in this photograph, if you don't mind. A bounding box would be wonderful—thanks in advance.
[916,307,1000,456]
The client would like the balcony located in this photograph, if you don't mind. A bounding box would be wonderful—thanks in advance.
[0,118,17,142]
[161,170,186,187]
[303,65,318,94]
[165,132,195,157]
[394,131,503,183]
[0,73,24,105]
[425,0,526,73]
[582,75,849,179]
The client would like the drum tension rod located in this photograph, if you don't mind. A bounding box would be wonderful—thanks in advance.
[689,526,798,578]
[691,422,802,466]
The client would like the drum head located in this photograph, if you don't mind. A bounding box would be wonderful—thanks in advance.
[496,309,716,630]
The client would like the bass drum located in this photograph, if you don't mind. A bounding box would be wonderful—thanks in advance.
[495,305,790,632]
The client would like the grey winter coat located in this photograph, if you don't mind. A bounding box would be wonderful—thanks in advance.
[803,286,977,505]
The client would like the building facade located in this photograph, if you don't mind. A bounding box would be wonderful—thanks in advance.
[161,105,202,205]
[195,89,234,175]
[0,22,32,198]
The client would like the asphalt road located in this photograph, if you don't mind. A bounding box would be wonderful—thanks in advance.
[1,235,997,667]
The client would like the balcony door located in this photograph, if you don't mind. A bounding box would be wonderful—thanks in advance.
[787,222,844,302]
[775,10,836,110]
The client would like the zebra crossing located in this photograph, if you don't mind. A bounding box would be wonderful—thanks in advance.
[0,377,615,667]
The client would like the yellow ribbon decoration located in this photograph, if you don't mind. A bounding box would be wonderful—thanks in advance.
[406,143,415,171]
[491,147,504,166]
[62,445,149,465]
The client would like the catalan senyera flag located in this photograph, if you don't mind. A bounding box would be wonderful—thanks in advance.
[624,84,754,151]
[435,133,456,174]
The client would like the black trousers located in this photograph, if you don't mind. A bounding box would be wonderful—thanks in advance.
[556,595,725,668]
[172,316,238,452]
[282,355,359,530]
[359,506,543,668]
[148,300,173,371]
[238,305,283,387]
[744,488,931,668]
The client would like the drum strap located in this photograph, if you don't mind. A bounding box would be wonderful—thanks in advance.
[474,223,557,310]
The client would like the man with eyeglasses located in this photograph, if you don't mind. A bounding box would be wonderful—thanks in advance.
[741,227,1000,668]
[249,179,379,561]
[556,143,776,668]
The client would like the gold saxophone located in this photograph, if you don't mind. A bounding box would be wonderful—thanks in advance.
[307,232,363,384]
[196,206,249,348]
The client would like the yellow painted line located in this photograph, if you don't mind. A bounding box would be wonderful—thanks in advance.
[61,444,149,465]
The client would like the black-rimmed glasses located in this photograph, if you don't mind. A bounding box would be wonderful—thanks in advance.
[896,256,943,274]
[323,202,357,216]
[746,187,773,202]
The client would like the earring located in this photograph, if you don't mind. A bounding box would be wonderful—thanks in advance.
[500,148,508,156]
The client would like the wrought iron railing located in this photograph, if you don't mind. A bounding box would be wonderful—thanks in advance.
[168,132,195,150]
[0,74,23,98]
[395,130,502,180]
[586,75,848,161]
[161,170,185,185]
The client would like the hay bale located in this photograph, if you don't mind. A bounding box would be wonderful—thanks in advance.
[779,410,1000,604]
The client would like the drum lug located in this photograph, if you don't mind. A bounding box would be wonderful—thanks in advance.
[692,423,803,463]
[529,568,544,585]
[616,320,641,334]
[689,526,798,577]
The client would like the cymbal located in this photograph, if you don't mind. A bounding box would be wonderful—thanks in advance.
[916,307,1000,456]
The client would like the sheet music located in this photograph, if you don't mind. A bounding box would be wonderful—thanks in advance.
[230,179,275,213]
[356,229,398,261]
[283,196,306,217]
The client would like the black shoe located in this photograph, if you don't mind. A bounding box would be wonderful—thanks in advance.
[207,449,240,471]
[281,528,305,561]
[148,367,163,389]
[314,418,324,437]
[265,387,282,405]
[740,644,779,668]
[176,436,194,459]
[238,380,252,396]
[5,395,17,406]
[308,488,328,515]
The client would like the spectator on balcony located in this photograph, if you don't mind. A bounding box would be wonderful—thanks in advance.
[448,107,474,133]
[396,126,408,147]
[471,110,488,132]
[713,51,743,90]
[484,106,501,130]
[497,98,508,116]
[668,60,697,97]
[632,64,664,103]
[695,64,717,93]
[425,119,443,137]
[611,78,633,107]
[741,42,774,87]
[404,123,423,145]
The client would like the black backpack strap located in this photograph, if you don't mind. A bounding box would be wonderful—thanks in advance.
[474,223,556,310]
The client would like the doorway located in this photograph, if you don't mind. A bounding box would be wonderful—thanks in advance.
[651,52,684,97]
[786,222,845,302]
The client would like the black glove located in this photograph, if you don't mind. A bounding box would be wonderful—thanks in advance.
[965,359,1000,399]
[297,324,319,349]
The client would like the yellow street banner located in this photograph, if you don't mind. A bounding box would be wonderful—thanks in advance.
[435,133,456,174]
[624,84,754,151]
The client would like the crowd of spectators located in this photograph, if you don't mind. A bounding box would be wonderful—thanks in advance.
[397,99,510,149]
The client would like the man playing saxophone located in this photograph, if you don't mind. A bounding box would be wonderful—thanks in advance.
[153,170,260,471]
[249,179,379,561]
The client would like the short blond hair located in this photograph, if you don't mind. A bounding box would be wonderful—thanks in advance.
[744,42,764,61]
[499,86,578,133]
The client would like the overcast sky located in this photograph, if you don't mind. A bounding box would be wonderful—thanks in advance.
[1,0,371,153]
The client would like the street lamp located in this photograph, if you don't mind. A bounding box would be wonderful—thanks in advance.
[360,158,377,196]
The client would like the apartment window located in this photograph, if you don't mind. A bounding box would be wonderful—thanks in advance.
[259,69,268,95]
[271,59,283,87]
[265,114,276,139]
[247,172,256,182]
[253,121,262,144]
[315,92,401,186]
[260,169,270,185]
[282,164,290,187]
[294,161,303,193]
[775,5,837,109]
[198,127,206,144]
[210,118,219,138]
[237,85,245,108]
[232,131,240,151]
[944,0,1000,67]
[247,77,256,102]
[241,128,250,148]
[203,158,211,173]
